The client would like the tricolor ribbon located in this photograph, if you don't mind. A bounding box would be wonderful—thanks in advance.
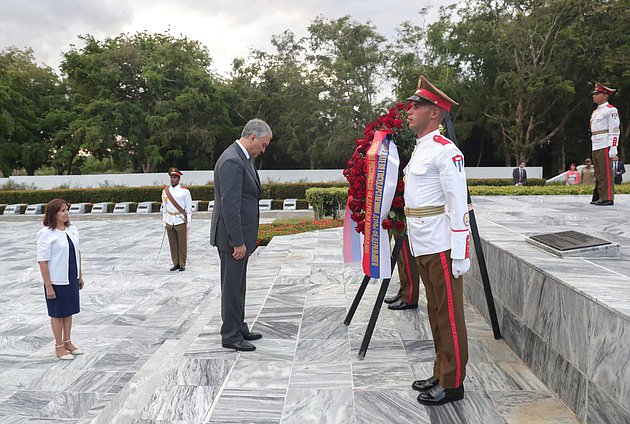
[343,195,363,263]
[362,130,399,279]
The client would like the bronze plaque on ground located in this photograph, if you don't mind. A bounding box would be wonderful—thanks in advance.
[529,231,611,251]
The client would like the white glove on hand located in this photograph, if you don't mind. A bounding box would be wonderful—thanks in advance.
[452,258,471,278]
[609,146,618,158]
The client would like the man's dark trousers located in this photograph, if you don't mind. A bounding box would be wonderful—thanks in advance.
[219,249,250,343]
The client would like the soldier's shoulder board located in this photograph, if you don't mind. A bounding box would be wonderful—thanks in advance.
[432,134,452,146]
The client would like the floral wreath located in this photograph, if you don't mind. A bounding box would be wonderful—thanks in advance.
[343,102,412,235]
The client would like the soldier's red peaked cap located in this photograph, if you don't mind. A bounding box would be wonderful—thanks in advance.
[407,75,459,112]
[168,167,182,177]
[591,82,617,95]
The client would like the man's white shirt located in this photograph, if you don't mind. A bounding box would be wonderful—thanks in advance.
[404,129,470,259]
[162,184,192,226]
[591,102,621,151]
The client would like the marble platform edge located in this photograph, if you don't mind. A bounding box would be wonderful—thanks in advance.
[474,223,630,323]
[525,238,620,258]
[465,233,630,423]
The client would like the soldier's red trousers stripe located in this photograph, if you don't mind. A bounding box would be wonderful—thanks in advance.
[402,240,414,304]
[440,251,462,387]
[605,149,613,200]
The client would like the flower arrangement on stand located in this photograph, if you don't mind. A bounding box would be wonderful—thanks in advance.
[344,102,413,236]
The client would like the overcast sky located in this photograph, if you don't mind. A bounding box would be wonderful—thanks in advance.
[1,0,458,77]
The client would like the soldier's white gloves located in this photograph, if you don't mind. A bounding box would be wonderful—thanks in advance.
[452,258,470,278]
[609,146,618,158]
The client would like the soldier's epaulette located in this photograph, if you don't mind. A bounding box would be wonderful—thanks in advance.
[606,104,615,109]
[432,134,452,146]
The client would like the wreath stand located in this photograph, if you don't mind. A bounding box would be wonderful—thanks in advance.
[344,114,502,359]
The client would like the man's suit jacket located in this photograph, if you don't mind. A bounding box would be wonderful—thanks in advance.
[210,142,261,254]
[512,167,527,185]
[613,161,626,184]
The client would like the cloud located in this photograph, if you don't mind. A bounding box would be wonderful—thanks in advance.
[1,0,457,74]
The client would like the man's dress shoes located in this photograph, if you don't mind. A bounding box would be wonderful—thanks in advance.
[169,265,180,271]
[417,384,464,406]
[388,300,418,310]
[242,332,262,341]
[384,294,401,304]
[222,340,256,351]
[412,376,439,392]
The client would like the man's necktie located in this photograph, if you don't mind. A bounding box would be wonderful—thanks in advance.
[250,158,260,185]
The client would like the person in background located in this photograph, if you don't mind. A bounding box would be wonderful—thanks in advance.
[589,82,620,206]
[161,167,192,271]
[565,163,581,186]
[37,198,85,360]
[512,162,527,186]
[580,158,595,185]
[611,155,625,185]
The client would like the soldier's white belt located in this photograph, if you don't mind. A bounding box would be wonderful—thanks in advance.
[167,211,183,216]
[591,129,609,136]
[404,205,446,218]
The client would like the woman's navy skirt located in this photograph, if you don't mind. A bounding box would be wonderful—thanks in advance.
[45,235,80,318]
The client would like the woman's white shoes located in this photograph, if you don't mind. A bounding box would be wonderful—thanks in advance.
[55,344,74,360]
[63,340,84,355]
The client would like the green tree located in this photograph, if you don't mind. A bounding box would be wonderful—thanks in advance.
[60,31,232,173]
[0,47,64,176]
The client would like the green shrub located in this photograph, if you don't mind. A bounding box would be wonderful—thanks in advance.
[306,187,348,219]
[468,184,630,195]
[466,178,546,186]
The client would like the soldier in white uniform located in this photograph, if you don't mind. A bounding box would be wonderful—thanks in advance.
[162,167,193,271]
[590,82,621,206]
[403,75,470,406]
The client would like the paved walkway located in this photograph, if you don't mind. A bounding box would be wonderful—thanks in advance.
[0,215,579,423]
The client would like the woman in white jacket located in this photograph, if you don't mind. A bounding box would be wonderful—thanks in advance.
[37,198,85,360]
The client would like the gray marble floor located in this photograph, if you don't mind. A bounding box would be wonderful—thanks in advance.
[0,211,579,423]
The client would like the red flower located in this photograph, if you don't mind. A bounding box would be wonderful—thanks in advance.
[406,102,413,111]
[343,168,350,177]
[355,221,365,233]
[382,219,393,230]
[383,116,395,128]
[351,213,363,223]
[392,197,405,208]
[396,180,405,192]
[394,119,403,128]
[396,102,406,111]
[394,220,405,231]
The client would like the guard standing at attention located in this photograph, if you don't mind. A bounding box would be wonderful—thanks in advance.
[162,167,192,271]
[404,75,470,406]
[590,82,621,206]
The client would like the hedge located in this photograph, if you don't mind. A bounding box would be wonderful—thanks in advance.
[0,180,626,207]
[467,178,546,186]
[469,184,630,196]
[0,182,348,205]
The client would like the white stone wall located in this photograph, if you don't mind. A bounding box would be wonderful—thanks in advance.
[3,167,543,189]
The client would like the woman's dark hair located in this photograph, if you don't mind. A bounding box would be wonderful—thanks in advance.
[43,198,70,229]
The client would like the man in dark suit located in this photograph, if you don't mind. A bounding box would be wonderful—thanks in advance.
[210,119,272,352]
[512,162,527,186]
[612,155,625,185]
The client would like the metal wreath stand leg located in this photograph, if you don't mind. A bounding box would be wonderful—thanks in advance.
[344,114,501,359]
